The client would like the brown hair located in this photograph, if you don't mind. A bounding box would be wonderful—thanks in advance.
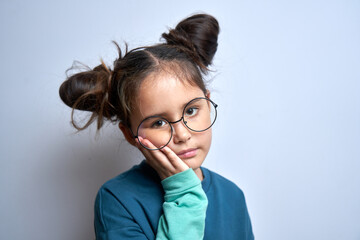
[59,13,219,131]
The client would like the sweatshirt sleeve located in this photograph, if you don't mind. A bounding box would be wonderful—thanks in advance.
[156,168,208,240]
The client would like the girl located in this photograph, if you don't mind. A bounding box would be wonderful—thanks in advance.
[59,13,254,239]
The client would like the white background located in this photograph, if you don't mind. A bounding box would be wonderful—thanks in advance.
[1,0,359,239]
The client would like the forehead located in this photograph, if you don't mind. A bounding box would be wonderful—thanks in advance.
[133,72,205,122]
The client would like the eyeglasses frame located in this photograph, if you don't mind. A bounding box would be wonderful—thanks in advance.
[130,97,218,150]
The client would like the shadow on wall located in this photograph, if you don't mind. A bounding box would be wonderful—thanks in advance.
[34,124,143,239]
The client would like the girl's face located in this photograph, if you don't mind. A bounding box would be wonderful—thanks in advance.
[129,72,212,178]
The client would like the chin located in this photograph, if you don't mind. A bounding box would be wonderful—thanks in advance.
[182,156,204,170]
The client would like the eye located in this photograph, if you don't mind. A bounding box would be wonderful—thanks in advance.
[185,107,199,117]
[151,119,167,128]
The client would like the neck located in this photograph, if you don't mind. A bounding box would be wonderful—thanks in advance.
[193,167,204,181]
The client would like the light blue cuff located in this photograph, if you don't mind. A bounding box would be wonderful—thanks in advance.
[161,168,200,195]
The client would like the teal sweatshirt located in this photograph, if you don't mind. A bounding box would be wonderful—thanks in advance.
[94,160,254,239]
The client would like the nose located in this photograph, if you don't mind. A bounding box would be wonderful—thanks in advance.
[172,120,191,144]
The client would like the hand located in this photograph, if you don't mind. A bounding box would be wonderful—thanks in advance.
[135,137,189,180]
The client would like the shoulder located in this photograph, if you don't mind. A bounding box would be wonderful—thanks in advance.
[94,161,163,231]
[97,160,162,202]
[95,160,163,218]
[202,167,245,199]
[94,161,164,238]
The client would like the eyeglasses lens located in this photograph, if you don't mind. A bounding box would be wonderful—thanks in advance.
[138,117,172,150]
[183,98,216,132]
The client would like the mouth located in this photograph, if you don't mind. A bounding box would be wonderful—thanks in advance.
[176,148,198,159]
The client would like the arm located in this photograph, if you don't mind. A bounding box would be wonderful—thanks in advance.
[138,139,208,239]
[156,168,208,240]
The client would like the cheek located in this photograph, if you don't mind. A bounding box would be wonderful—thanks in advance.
[196,129,212,151]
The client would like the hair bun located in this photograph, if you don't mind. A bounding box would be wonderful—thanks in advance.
[162,13,219,68]
[59,63,115,130]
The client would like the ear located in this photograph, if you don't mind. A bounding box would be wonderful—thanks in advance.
[205,90,211,99]
[119,122,136,146]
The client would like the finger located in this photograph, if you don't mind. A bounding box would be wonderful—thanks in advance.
[135,137,160,166]
[142,139,188,171]
[138,137,175,171]
[137,137,189,179]
[160,146,189,171]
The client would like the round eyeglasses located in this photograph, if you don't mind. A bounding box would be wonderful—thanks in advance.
[132,97,218,150]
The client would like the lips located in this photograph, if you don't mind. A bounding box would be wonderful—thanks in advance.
[176,148,198,159]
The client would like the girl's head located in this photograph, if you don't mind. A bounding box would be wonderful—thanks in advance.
[59,13,219,170]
